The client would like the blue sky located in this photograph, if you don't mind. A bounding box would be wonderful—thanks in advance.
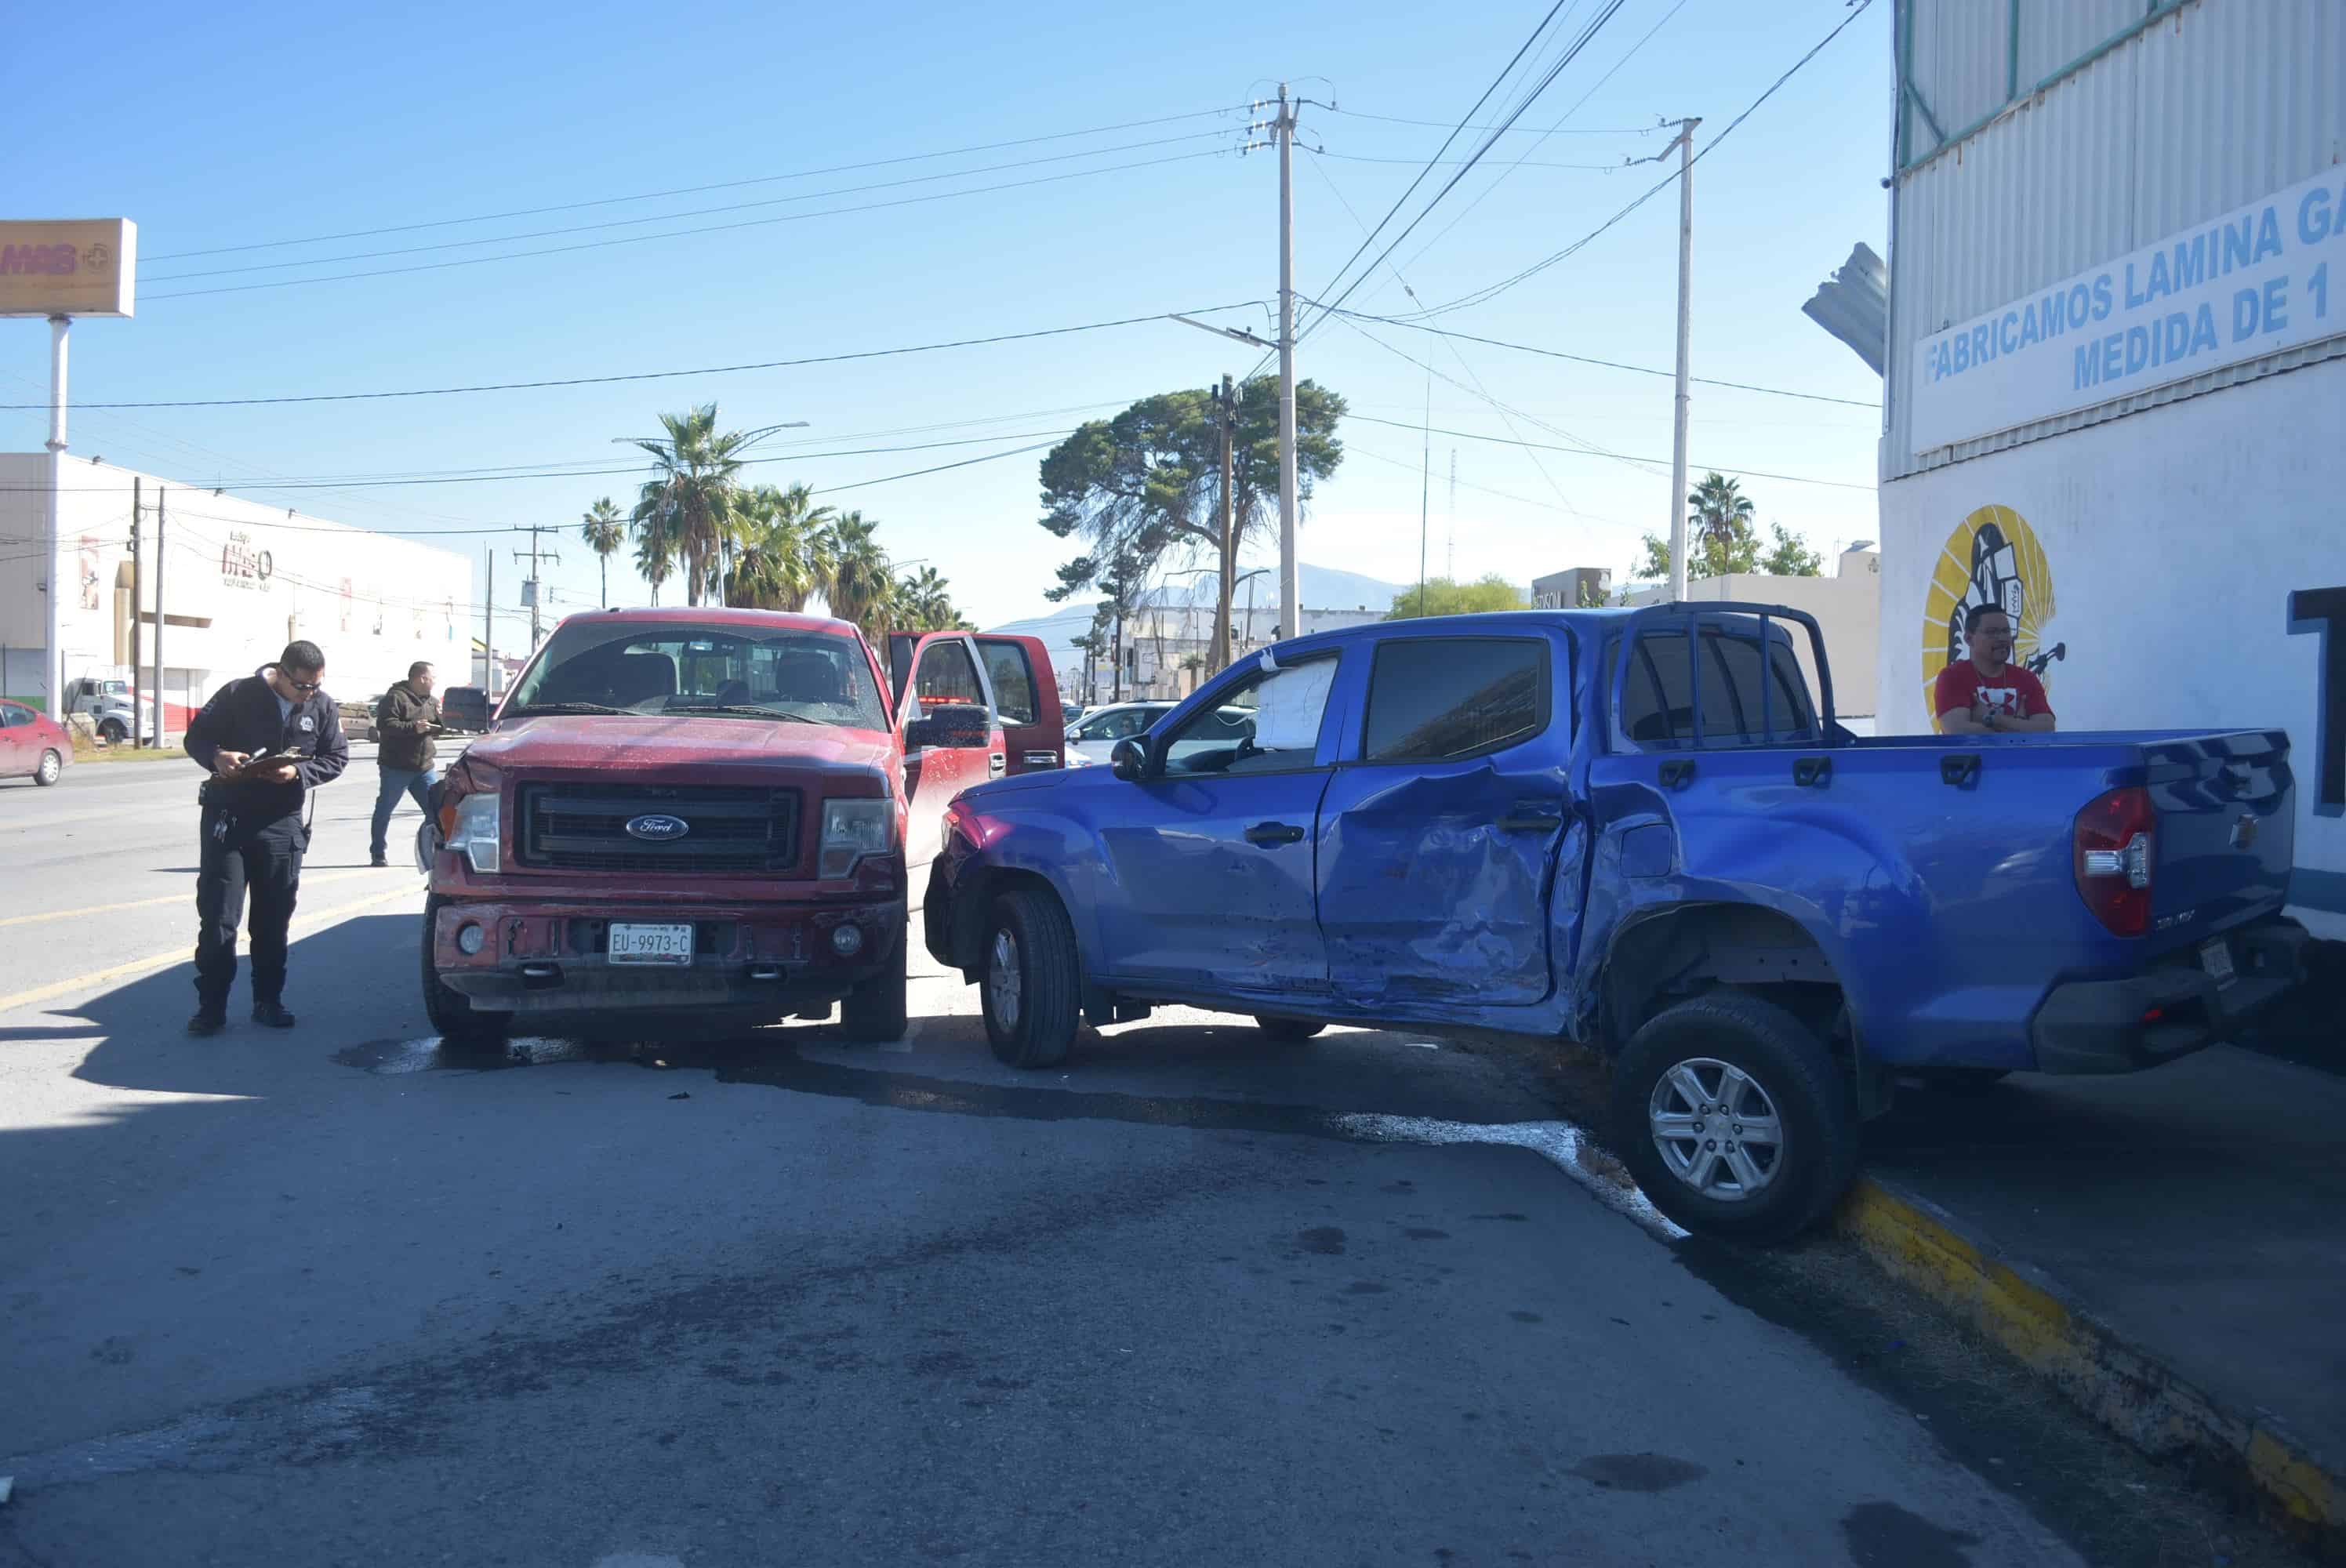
[4,0,1890,639]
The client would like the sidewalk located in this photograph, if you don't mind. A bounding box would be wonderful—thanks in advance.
[1848,1033,2344,1539]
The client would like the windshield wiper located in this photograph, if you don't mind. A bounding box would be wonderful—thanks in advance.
[664,703,841,725]
[504,701,634,717]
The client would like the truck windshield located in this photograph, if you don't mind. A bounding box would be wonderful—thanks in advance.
[508,624,888,731]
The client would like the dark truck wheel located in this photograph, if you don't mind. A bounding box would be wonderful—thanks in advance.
[838,931,910,1044]
[982,887,1080,1069]
[1255,1016,1326,1042]
[420,895,510,1050]
[1610,992,1858,1244]
[98,717,127,744]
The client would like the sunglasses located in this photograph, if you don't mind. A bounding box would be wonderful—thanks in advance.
[284,675,322,692]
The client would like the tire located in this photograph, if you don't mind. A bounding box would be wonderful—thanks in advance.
[981,887,1081,1069]
[1255,1016,1326,1042]
[838,931,910,1044]
[420,895,510,1050]
[34,749,63,787]
[1609,992,1858,1244]
[98,718,126,745]
[1907,1067,2011,1094]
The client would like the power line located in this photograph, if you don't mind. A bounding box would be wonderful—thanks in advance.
[146,105,1250,262]
[0,301,1266,411]
[1309,148,1620,172]
[1301,1,1630,342]
[1325,308,1879,407]
[143,149,1237,301]
[1319,105,1655,135]
[1400,0,1878,321]
[1345,411,1876,491]
[144,132,1241,284]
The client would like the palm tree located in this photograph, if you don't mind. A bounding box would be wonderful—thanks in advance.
[822,510,895,633]
[632,523,677,607]
[900,565,957,630]
[579,498,625,607]
[630,405,751,605]
[1686,473,1755,577]
[725,483,835,611]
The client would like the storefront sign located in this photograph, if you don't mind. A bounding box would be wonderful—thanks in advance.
[1910,168,2346,452]
[0,219,137,317]
[220,531,273,590]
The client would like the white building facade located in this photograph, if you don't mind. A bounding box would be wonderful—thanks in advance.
[1879,0,2346,935]
[0,456,475,728]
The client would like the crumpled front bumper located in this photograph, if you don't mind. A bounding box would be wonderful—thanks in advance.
[2031,916,2308,1074]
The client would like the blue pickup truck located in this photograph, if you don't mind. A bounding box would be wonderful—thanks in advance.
[923,604,2306,1240]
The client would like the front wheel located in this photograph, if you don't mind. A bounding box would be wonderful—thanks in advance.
[420,895,509,1051]
[981,888,1080,1069]
[98,718,126,745]
[34,749,63,787]
[1610,992,1858,1244]
[1255,1016,1326,1043]
[837,932,909,1044]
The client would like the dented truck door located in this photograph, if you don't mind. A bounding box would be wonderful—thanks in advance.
[1316,630,1574,1008]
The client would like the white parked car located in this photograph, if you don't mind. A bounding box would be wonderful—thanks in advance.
[1062,701,1178,766]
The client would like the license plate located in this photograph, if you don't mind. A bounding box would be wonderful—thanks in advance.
[609,922,694,967]
[2199,938,2236,988]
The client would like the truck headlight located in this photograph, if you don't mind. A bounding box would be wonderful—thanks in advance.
[444,793,501,874]
[819,798,893,879]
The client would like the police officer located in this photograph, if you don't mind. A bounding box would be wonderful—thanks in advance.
[183,641,350,1036]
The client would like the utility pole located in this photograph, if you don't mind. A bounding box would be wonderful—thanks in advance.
[512,524,563,653]
[483,546,496,697]
[1658,116,1700,601]
[1275,82,1302,641]
[43,315,68,719]
[1215,372,1237,672]
[1417,374,1432,617]
[129,478,142,746]
[152,488,166,747]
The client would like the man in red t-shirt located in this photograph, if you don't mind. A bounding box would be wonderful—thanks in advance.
[1935,604,2057,735]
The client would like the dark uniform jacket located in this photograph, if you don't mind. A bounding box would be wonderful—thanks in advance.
[184,669,350,826]
[373,681,440,771]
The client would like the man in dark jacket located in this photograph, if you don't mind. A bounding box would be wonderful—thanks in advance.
[182,641,350,1036]
[370,661,441,868]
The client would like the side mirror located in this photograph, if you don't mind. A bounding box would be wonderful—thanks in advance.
[1109,737,1148,782]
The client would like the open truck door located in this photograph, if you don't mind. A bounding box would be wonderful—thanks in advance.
[973,634,1063,775]
[891,632,1006,870]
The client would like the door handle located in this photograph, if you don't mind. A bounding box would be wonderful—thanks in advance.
[1244,821,1306,847]
[1792,756,1832,788]
[1940,753,1981,789]
[989,753,1007,778]
[1022,750,1059,768]
[1658,758,1695,790]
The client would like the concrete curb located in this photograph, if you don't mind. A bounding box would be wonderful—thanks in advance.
[1832,1174,2341,1551]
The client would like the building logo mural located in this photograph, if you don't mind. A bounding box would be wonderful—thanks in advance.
[77,535,100,611]
[220,530,274,590]
[1920,503,2069,727]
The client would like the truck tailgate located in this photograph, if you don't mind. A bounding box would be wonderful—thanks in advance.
[2141,728,2294,937]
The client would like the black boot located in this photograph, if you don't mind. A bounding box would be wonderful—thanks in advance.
[252,1000,297,1029]
[188,1007,227,1037]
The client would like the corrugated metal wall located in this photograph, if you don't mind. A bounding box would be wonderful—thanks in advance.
[1886,0,2346,477]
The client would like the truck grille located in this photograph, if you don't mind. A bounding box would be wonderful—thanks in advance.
[518,784,799,874]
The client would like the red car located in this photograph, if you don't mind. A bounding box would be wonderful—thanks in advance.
[421,607,1058,1045]
[0,699,71,787]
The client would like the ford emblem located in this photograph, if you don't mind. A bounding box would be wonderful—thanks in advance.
[625,813,691,842]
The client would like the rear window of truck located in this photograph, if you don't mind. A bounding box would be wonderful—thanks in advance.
[1613,628,1818,749]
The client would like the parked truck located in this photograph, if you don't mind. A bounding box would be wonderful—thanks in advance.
[922,603,2305,1240]
[62,673,151,745]
[420,607,1059,1044]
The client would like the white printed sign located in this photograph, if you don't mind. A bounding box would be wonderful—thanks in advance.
[1909,165,2346,452]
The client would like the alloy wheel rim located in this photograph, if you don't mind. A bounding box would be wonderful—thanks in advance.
[1647,1056,1786,1202]
[987,929,1022,1030]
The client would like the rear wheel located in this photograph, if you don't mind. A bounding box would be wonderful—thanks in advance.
[420,895,510,1051]
[34,749,62,787]
[838,931,910,1044]
[1610,992,1858,1244]
[982,888,1080,1069]
[1255,1016,1326,1042]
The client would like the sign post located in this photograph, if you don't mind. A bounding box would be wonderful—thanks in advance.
[2,218,137,716]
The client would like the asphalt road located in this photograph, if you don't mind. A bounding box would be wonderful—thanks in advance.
[0,750,2094,1567]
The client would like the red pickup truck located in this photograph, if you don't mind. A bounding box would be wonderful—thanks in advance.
[421,607,1059,1045]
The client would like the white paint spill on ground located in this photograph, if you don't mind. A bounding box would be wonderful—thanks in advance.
[1332,1113,1689,1242]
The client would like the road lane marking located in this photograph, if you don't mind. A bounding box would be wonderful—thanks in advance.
[0,884,422,1017]
[0,868,391,930]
